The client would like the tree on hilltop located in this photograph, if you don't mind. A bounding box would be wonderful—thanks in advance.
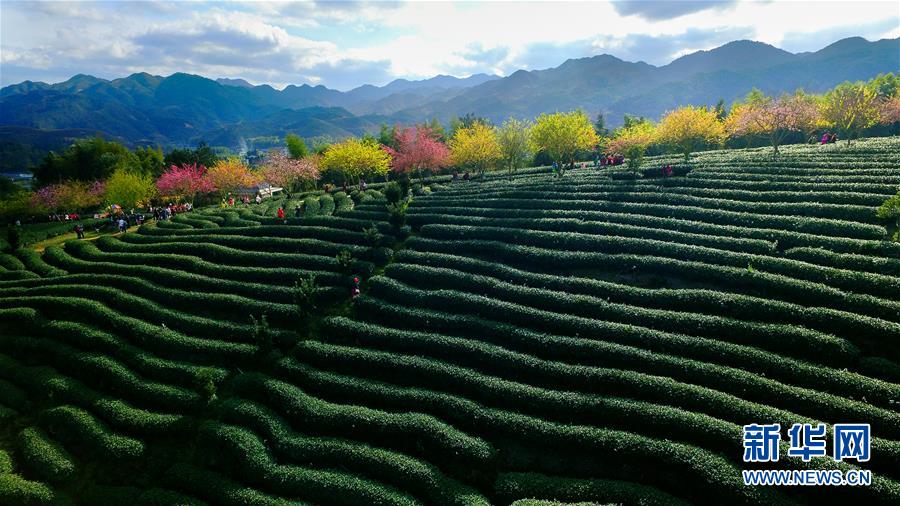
[496,118,532,176]
[156,163,215,204]
[206,158,261,196]
[261,150,319,191]
[285,134,309,159]
[449,122,501,177]
[725,90,819,155]
[819,82,880,146]
[320,138,390,184]
[656,106,726,162]
[105,169,155,209]
[530,110,599,175]
[385,126,450,180]
[607,120,656,175]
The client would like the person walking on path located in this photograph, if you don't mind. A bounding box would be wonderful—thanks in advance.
[277,207,285,221]
[294,205,302,218]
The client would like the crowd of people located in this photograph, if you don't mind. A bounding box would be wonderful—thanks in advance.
[600,154,626,166]
[150,202,192,221]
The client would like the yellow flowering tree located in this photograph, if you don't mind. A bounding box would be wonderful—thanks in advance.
[320,138,391,183]
[656,105,727,161]
[449,122,501,176]
[105,169,155,209]
[496,118,532,176]
[529,110,599,173]
[820,81,881,145]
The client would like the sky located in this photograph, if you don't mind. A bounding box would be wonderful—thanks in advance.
[1,0,898,91]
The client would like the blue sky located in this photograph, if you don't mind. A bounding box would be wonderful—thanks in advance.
[1,0,898,90]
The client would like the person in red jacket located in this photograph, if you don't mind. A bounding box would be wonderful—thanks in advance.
[277,207,285,220]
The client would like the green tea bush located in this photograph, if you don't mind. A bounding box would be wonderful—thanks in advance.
[18,427,76,482]
[218,398,489,506]
[197,421,420,506]
[495,472,689,506]
[320,316,900,439]
[0,473,57,506]
[230,373,496,469]
[39,405,144,459]
[319,194,336,216]
[162,463,296,506]
[391,249,900,359]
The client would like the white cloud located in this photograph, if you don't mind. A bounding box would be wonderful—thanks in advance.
[1,0,897,88]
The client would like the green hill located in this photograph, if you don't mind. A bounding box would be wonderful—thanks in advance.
[0,138,899,504]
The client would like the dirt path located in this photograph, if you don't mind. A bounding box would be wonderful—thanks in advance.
[30,224,143,252]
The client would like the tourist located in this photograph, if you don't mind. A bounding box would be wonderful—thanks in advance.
[118,218,127,233]
[277,207,285,220]
[452,171,459,181]
[255,194,262,204]
[359,178,367,191]
[821,132,830,145]
[829,133,838,144]
[463,171,470,181]
[295,205,302,218]
[73,223,84,239]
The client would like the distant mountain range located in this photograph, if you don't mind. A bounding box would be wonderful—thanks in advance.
[1,36,898,171]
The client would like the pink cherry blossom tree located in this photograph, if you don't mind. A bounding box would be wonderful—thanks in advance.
[156,163,216,204]
[878,96,900,125]
[385,126,450,179]
[32,180,106,213]
[260,150,320,191]
[726,91,820,155]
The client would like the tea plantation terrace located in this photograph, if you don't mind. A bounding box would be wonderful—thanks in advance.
[1,137,899,505]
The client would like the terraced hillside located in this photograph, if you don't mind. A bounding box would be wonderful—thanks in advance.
[1,137,899,505]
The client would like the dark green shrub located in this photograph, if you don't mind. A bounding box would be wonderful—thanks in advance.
[194,368,219,404]
[18,427,76,483]
[6,224,21,251]
[0,473,56,505]
[387,200,410,230]
[250,314,274,356]
[293,274,318,319]
[335,249,354,275]
[384,182,403,204]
